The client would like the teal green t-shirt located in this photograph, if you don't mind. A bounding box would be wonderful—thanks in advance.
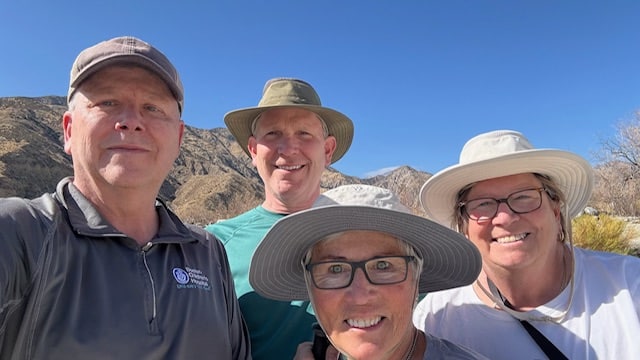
[205,206,316,360]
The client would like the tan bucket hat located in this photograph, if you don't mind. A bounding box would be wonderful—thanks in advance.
[420,130,594,227]
[224,78,354,164]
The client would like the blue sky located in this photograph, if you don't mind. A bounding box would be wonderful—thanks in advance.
[2,1,638,178]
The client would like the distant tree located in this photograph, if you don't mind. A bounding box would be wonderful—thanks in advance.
[592,161,640,215]
[594,112,640,216]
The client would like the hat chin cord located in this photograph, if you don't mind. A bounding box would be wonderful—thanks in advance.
[477,261,574,323]
[476,204,575,323]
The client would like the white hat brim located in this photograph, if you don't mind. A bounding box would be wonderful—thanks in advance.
[420,149,594,226]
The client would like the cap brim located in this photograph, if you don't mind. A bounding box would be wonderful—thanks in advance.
[68,55,184,112]
[224,105,354,164]
[249,205,482,301]
[420,149,594,226]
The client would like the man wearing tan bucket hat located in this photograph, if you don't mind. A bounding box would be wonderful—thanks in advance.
[205,77,354,359]
[412,129,640,359]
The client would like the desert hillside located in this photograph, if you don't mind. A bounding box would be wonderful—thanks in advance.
[0,96,431,225]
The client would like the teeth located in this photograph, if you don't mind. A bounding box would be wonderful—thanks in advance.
[346,317,382,328]
[495,233,527,244]
[277,165,303,170]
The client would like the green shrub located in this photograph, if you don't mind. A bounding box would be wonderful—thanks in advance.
[572,214,636,255]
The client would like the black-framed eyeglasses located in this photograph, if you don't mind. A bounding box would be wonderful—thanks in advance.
[459,188,547,221]
[304,255,416,290]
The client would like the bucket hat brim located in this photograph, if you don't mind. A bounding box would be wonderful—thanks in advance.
[249,205,482,301]
[224,104,354,164]
[223,78,354,164]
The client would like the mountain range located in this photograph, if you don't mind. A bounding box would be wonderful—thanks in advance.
[0,96,432,225]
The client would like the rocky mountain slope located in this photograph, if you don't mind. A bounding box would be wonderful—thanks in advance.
[0,96,432,225]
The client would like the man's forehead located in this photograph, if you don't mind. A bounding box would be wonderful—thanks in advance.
[260,107,320,120]
[259,108,325,126]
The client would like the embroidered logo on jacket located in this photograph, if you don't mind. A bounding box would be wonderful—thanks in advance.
[173,267,211,290]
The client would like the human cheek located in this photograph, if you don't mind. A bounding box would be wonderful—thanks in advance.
[312,290,343,333]
[254,142,277,160]
[303,143,328,166]
[462,225,491,255]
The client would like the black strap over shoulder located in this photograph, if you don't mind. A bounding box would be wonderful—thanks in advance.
[504,299,569,360]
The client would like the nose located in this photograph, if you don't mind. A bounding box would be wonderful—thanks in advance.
[346,268,376,301]
[277,136,300,155]
[493,201,519,224]
[115,106,144,131]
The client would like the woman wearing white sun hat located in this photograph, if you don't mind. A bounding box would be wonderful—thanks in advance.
[413,129,640,360]
[250,184,488,359]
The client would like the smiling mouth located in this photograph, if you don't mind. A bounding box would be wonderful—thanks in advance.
[494,233,527,244]
[346,316,382,328]
[276,165,303,170]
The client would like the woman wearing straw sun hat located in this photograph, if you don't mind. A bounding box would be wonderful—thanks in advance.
[249,184,488,360]
[413,129,640,360]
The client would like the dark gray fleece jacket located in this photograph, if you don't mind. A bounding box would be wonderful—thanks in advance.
[0,177,250,360]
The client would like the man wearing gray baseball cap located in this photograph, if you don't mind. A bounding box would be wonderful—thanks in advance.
[0,36,250,359]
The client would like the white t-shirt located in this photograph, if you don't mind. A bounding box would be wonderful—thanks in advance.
[413,247,640,360]
[423,333,489,359]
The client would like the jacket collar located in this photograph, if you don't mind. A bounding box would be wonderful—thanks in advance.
[54,177,194,244]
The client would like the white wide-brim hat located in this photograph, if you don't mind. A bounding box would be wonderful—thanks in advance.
[249,184,482,301]
[420,130,594,226]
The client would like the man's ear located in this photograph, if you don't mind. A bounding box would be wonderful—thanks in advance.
[248,136,258,166]
[62,112,73,155]
[177,120,185,144]
[324,135,337,166]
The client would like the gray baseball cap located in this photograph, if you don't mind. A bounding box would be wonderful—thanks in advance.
[67,36,184,113]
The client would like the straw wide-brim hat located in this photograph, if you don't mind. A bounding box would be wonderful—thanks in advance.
[420,130,594,227]
[224,78,354,164]
[249,184,482,301]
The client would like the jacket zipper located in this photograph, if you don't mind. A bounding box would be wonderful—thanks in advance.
[141,242,157,324]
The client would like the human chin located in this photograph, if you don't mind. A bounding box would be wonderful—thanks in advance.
[334,335,381,360]
[100,162,155,186]
[330,318,389,355]
[272,173,301,188]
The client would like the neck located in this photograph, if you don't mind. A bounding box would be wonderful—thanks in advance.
[479,244,571,309]
[474,245,575,323]
[401,328,419,360]
[105,207,159,246]
[338,329,423,360]
[261,194,318,214]
[82,187,160,245]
